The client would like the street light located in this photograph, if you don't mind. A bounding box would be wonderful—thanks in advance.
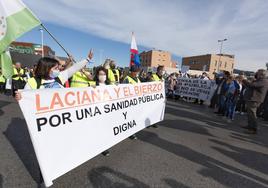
[39,27,44,57]
[217,38,227,72]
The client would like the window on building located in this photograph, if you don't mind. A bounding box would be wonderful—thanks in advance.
[225,62,227,68]
[232,63,234,69]
[215,61,217,66]
[220,61,222,67]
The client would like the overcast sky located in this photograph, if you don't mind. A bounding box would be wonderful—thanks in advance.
[23,0,268,71]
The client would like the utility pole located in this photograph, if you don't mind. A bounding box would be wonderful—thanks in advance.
[217,38,227,72]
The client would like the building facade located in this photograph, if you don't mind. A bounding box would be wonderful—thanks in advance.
[10,42,55,57]
[182,54,235,76]
[139,50,177,68]
[9,42,57,68]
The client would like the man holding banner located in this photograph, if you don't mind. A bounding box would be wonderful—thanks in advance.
[123,65,141,139]
[151,65,165,82]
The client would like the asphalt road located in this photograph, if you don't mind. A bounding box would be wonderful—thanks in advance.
[0,93,268,188]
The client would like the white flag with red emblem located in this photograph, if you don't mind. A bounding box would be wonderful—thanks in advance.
[130,32,140,67]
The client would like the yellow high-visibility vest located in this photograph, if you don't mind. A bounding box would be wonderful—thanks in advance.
[0,75,6,83]
[71,71,95,88]
[88,81,96,87]
[27,76,65,89]
[13,68,25,81]
[108,69,120,84]
[152,73,164,81]
[124,76,141,84]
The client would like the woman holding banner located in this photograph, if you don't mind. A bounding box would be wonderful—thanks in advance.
[15,50,94,100]
[94,66,111,157]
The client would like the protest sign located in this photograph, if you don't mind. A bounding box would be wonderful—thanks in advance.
[18,82,166,187]
[181,65,190,73]
[174,78,216,101]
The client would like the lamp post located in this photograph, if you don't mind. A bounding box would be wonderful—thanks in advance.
[217,38,227,72]
[266,62,268,70]
[39,27,44,57]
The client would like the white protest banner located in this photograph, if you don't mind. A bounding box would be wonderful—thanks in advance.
[18,82,165,187]
[181,65,190,73]
[174,78,216,101]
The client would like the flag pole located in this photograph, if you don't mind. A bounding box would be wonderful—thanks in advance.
[40,23,76,63]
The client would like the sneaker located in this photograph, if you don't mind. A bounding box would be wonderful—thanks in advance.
[102,150,110,157]
[227,119,232,123]
[240,112,244,115]
[244,129,257,134]
[129,134,137,140]
[152,124,158,128]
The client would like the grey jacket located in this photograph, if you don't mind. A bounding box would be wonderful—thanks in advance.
[243,78,268,103]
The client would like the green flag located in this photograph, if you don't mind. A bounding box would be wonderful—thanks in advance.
[0,0,41,53]
[0,50,13,79]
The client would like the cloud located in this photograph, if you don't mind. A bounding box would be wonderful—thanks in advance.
[24,0,268,71]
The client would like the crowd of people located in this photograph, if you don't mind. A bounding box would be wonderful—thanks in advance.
[166,69,268,134]
[0,53,166,95]
[1,51,267,137]
[0,50,167,156]
[208,70,268,134]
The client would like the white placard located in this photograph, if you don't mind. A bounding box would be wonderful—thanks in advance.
[181,65,190,73]
[18,82,166,187]
[174,78,216,101]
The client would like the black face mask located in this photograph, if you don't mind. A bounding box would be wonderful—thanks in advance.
[254,74,258,79]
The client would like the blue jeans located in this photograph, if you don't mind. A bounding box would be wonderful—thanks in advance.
[225,95,238,120]
[225,101,236,119]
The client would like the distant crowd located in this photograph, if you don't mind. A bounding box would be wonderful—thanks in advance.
[166,69,268,134]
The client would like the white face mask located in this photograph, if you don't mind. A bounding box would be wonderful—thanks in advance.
[98,75,106,83]
[159,70,165,75]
